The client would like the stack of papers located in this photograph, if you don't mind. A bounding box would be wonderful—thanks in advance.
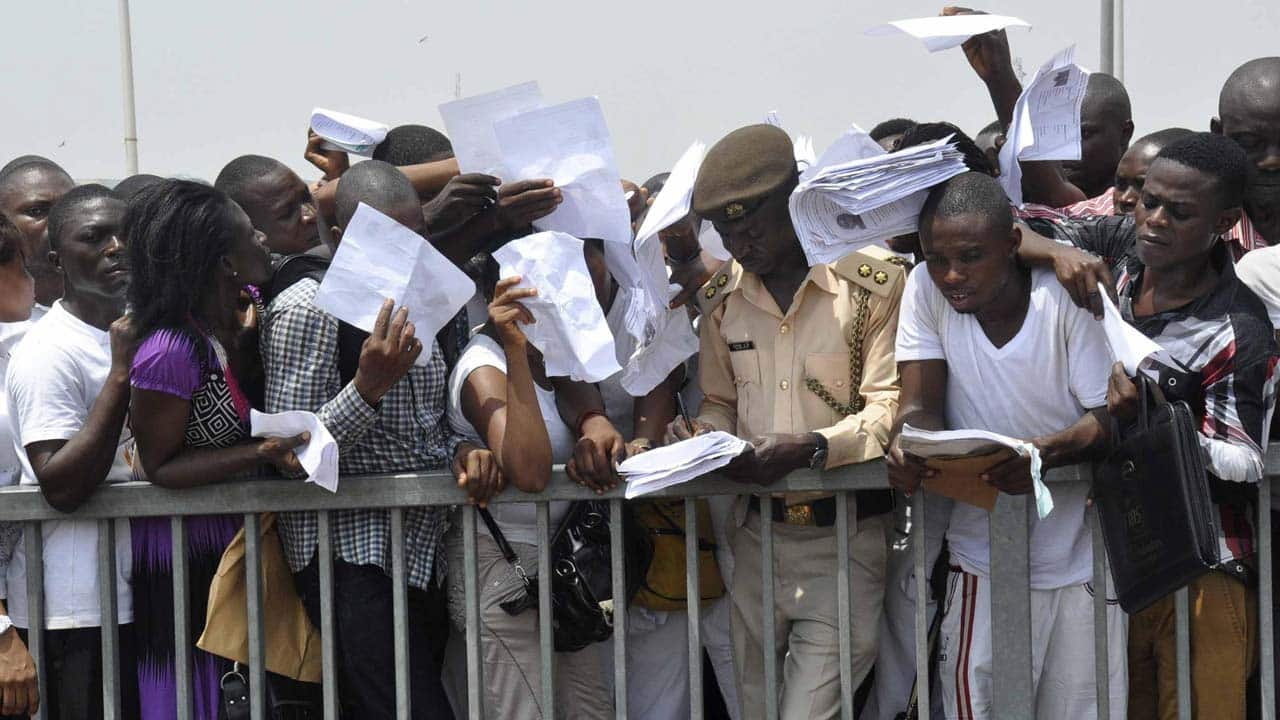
[898,425,1053,518]
[790,128,968,265]
[998,46,1090,206]
[493,232,622,383]
[864,14,1031,53]
[619,431,750,498]
[309,108,389,157]
[250,410,339,493]
[313,203,475,366]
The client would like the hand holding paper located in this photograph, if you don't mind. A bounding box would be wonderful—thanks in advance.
[898,425,1054,518]
[251,410,339,492]
[309,108,390,157]
[864,14,1030,52]
[1099,292,1168,376]
[997,46,1090,206]
[619,431,750,498]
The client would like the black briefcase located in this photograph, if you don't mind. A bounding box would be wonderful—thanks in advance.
[1093,375,1220,614]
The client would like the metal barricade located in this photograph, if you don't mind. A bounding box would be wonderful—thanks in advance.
[1,449,1277,720]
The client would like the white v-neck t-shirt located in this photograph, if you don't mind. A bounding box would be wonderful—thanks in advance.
[895,267,1111,589]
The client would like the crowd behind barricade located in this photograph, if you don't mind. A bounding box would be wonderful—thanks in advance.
[1,8,1280,720]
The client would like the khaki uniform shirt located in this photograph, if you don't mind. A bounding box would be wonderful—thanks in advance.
[695,246,905,507]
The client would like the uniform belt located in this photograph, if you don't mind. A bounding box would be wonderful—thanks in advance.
[748,490,894,527]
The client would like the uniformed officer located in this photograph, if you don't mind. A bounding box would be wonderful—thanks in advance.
[665,124,904,719]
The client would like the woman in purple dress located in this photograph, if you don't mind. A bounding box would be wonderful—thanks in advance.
[124,180,308,719]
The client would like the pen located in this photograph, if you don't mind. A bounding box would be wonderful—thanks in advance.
[675,390,694,434]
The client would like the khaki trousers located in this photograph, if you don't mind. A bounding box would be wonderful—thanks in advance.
[1127,570,1257,720]
[730,508,890,720]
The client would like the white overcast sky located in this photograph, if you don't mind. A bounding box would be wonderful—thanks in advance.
[4,1,1278,184]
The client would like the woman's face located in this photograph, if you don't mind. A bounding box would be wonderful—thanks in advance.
[224,202,273,288]
[0,248,34,322]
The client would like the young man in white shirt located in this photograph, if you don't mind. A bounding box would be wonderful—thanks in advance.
[4,185,139,719]
[887,172,1125,719]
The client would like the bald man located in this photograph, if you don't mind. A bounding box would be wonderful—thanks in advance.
[1214,56,1280,255]
[0,160,75,308]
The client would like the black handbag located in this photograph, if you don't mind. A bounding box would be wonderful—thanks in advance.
[220,664,322,720]
[479,500,653,652]
[1093,374,1221,614]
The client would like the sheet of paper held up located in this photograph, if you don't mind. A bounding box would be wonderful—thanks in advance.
[493,232,622,383]
[313,203,475,366]
[1100,292,1167,376]
[864,14,1031,52]
[494,97,633,247]
[250,410,339,492]
[309,108,389,157]
[619,431,750,498]
[898,425,1054,519]
[790,127,968,265]
[439,81,544,175]
[998,45,1090,206]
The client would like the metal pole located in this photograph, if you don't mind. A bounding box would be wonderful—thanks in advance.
[1114,0,1125,82]
[116,0,140,174]
[1099,0,1115,75]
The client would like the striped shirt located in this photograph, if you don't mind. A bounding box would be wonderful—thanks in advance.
[1052,216,1280,564]
[1225,211,1271,260]
[1019,189,1117,221]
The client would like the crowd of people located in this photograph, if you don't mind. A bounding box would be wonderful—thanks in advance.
[0,10,1279,720]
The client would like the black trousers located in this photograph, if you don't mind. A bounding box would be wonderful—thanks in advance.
[0,624,140,720]
[294,557,454,720]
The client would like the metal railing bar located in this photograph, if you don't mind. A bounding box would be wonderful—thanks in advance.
[390,508,410,720]
[1090,504,1110,720]
[1259,476,1274,720]
[835,492,853,720]
[317,511,339,720]
[610,497,628,720]
[23,522,46,720]
[912,492,930,720]
[988,493,1033,718]
[685,497,704,720]
[171,516,193,720]
[243,513,266,720]
[462,506,483,719]
[536,503,554,719]
[1175,586,1191,720]
[97,519,121,720]
[759,495,778,720]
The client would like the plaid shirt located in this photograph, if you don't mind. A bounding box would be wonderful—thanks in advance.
[261,279,464,590]
[1053,216,1280,564]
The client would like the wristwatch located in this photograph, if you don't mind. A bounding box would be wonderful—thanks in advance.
[0,614,13,636]
[808,433,830,470]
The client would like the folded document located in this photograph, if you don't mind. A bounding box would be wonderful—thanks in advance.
[250,410,339,493]
[898,425,1053,518]
[619,432,750,499]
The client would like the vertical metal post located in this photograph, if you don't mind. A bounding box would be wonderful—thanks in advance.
[1114,0,1125,81]
[1260,476,1275,719]
[536,504,555,718]
[389,508,411,720]
[912,492,930,720]
[1175,587,1192,720]
[115,0,139,174]
[988,493,1033,718]
[24,523,45,720]
[97,519,121,719]
[1091,505,1111,720]
[463,507,483,719]
[835,493,853,720]
[244,513,266,720]
[610,497,629,719]
[171,517,193,720]
[685,498,704,720]
[759,496,778,720]
[317,512,339,720]
[1099,0,1116,75]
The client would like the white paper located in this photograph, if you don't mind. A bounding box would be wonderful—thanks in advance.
[438,81,544,175]
[790,128,968,265]
[764,110,784,129]
[493,232,621,382]
[619,431,750,498]
[899,425,1054,519]
[1100,292,1168,376]
[635,141,705,249]
[794,135,818,171]
[313,203,475,366]
[309,108,389,157]
[250,410,339,493]
[998,46,1091,206]
[493,97,633,247]
[865,14,1031,52]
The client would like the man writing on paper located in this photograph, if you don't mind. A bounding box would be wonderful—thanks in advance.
[886,172,1123,720]
[665,124,903,719]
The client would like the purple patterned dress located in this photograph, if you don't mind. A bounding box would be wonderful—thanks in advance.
[130,327,255,720]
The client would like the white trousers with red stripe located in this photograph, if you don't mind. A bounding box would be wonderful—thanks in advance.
[938,569,1127,720]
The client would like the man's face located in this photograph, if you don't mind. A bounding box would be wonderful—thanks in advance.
[919,214,1019,315]
[0,167,75,276]
[1218,89,1280,216]
[51,197,129,303]
[240,167,319,255]
[711,189,797,277]
[1111,142,1162,216]
[1134,159,1234,271]
[1062,103,1131,197]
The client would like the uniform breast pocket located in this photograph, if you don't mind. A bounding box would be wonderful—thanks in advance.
[804,352,853,423]
[728,348,762,389]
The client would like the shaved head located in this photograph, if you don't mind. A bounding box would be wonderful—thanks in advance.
[1063,73,1135,198]
[0,155,60,179]
[1215,57,1280,234]
[1219,57,1280,115]
[334,160,421,231]
[0,161,75,304]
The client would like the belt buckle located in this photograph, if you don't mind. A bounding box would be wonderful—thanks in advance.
[784,503,815,526]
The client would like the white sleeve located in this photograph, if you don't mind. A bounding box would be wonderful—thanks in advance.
[894,266,946,362]
[5,346,85,448]
[1060,288,1113,409]
[1236,247,1280,329]
[445,336,508,446]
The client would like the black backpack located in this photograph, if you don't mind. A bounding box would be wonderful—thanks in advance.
[266,253,366,385]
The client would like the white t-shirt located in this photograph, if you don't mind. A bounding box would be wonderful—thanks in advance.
[4,301,134,628]
[599,292,638,439]
[0,309,44,600]
[447,334,573,546]
[895,267,1111,589]
[1237,245,1280,329]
